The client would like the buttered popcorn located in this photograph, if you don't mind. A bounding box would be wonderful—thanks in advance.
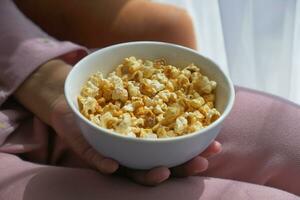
[78,57,220,139]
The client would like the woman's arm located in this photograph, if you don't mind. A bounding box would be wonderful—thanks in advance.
[14,0,196,49]
[14,60,71,125]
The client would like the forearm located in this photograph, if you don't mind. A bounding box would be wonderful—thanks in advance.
[14,0,132,47]
[14,0,196,49]
[14,60,71,125]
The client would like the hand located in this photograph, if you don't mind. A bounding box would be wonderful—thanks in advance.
[120,140,221,185]
[15,59,221,186]
[51,97,221,185]
[50,96,119,174]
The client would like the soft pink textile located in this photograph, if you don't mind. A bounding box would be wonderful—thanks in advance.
[0,0,300,199]
[1,88,300,200]
[0,0,87,105]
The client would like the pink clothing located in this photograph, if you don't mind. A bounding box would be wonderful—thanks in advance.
[0,0,300,199]
[1,88,300,200]
[0,0,87,106]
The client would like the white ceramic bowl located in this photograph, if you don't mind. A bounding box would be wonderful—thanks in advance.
[65,41,235,170]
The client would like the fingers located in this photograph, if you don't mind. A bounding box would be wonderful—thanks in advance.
[80,146,119,174]
[51,100,119,174]
[170,141,222,177]
[200,140,222,158]
[122,167,171,186]
[66,128,119,174]
[171,156,208,177]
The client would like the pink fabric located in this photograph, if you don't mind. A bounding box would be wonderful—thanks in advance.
[0,0,300,199]
[0,88,300,199]
[0,0,87,105]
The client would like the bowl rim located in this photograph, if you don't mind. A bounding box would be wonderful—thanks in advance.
[65,41,235,143]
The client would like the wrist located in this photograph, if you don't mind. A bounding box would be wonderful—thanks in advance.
[14,59,71,125]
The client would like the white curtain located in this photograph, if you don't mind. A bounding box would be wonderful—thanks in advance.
[154,0,300,105]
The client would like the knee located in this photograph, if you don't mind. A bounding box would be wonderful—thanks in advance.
[112,0,196,49]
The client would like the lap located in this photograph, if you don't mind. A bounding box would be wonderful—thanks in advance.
[0,153,298,200]
[1,87,300,199]
[205,87,300,195]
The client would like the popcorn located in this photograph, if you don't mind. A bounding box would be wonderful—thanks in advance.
[127,81,141,97]
[189,97,205,109]
[182,69,192,79]
[153,104,164,115]
[206,101,214,108]
[122,103,134,112]
[132,118,144,127]
[150,79,165,92]
[79,57,220,138]
[115,113,132,134]
[156,113,164,122]
[140,129,158,139]
[205,108,221,124]
[78,96,98,116]
[91,112,119,129]
[140,79,157,96]
[126,132,137,138]
[124,56,142,73]
[177,74,190,88]
[200,104,211,115]
[108,72,123,88]
[187,121,203,132]
[152,72,168,84]
[164,65,180,78]
[144,112,157,128]
[165,80,175,91]
[203,94,215,102]
[143,96,154,107]
[86,72,104,89]
[130,70,143,82]
[185,64,200,73]
[112,87,128,102]
[157,90,171,102]
[192,75,217,94]
[101,80,114,100]
[80,81,99,97]
[141,63,156,78]
[161,104,183,125]
[174,116,188,134]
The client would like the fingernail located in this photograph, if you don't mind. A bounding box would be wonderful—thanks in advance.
[99,159,119,174]
[193,157,209,174]
[147,167,170,183]
[214,141,222,154]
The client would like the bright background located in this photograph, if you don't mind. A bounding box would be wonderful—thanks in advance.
[154,0,300,105]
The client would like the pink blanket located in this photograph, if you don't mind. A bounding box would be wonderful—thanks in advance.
[0,0,299,199]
